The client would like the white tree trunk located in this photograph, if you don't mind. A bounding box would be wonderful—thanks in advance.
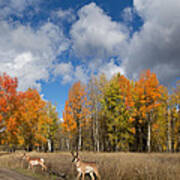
[167,108,172,152]
[147,113,151,153]
[147,121,151,152]
[95,107,100,152]
[78,125,82,151]
[47,139,52,152]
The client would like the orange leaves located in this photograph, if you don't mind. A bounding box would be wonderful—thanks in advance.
[0,73,18,115]
[0,73,20,145]
[130,127,136,134]
[62,81,90,137]
[152,123,159,130]
[0,114,2,123]
[0,73,59,148]
[15,88,51,146]
[129,117,135,123]
[0,73,17,95]
[118,75,134,109]
[7,117,17,131]
[63,100,77,135]
[133,70,164,121]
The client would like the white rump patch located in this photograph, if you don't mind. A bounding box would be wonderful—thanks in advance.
[77,167,82,172]
[85,166,94,173]
[30,160,40,166]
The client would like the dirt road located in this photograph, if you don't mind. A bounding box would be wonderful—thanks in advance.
[0,168,37,180]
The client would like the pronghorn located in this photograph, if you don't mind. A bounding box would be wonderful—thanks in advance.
[22,153,47,171]
[71,151,101,180]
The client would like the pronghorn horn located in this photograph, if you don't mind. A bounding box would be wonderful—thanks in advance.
[71,151,75,156]
[76,151,79,157]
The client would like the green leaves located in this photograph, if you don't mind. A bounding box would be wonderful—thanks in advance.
[101,74,134,151]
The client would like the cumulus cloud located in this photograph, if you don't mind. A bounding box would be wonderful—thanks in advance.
[0,20,69,91]
[122,0,180,85]
[69,1,180,86]
[53,62,73,84]
[0,0,179,90]
[74,66,88,84]
[0,0,40,19]
[56,8,76,23]
[122,7,134,23]
[70,2,128,60]
[53,63,88,84]
[99,59,125,80]
[68,2,129,83]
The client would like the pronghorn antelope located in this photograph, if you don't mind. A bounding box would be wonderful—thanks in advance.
[22,153,47,171]
[71,151,101,180]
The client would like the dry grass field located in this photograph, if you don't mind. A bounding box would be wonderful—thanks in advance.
[0,151,180,180]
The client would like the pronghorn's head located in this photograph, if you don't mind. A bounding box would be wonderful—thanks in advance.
[71,151,80,163]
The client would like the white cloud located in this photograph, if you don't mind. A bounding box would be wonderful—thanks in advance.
[0,20,69,91]
[70,2,128,59]
[122,0,180,85]
[53,63,88,84]
[0,0,40,19]
[69,2,129,83]
[1,0,179,89]
[53,62,73,84]
[56,8,76,23]
[53,59,124,85]
[74,66,88,84]
[99,59,125,80]
[122,7,133,23]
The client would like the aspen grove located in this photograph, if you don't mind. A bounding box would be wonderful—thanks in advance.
[0,70,179,152]
[62,70,180,152]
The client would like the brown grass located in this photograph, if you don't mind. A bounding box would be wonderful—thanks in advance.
[0,151,180,180]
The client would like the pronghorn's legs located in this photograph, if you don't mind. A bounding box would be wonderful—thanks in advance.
[40,162,47,171]
[90,172,95,180]
[77,172,81,180]
[43,164,47,171]
[44,164,47,171]
[28,164,31,169]
[95,170,101,179]
[81,173,85,180]
[30,164,35,173]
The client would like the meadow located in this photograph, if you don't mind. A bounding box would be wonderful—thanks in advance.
[0,151,180,180]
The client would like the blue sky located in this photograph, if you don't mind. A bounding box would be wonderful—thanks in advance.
[0,0,180,118]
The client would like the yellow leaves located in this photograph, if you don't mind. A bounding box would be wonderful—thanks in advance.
[35,134,47,144]
[131,128,136,134]
[18,137,24,145]
[139,119,143,123]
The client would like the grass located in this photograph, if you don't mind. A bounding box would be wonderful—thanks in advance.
[0,151,180,179]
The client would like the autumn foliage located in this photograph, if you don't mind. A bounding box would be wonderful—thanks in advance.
[0,70,179,153]
[62,81,90,150]
[62,70,179,152]
[0,73,59,151]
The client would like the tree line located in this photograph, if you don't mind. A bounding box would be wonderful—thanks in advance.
[0,71,179,152]
[0,73,59,152]
[62,70,180,152]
